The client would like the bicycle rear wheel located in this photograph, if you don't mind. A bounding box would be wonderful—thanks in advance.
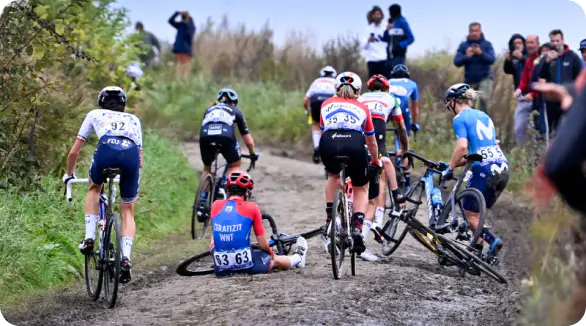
[84,238,103,301]
[192,174,214,240]
[103,213,122,308]
[330,188,348,280]
[440,188,486,248]
[176,251,215,276]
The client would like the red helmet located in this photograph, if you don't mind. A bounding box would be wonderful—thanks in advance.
[226,171,254,191]
[367,74,390,91]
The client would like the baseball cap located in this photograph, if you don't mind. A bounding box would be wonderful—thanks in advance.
[580,39,586,50]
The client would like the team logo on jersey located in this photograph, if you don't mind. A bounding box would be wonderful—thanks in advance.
[120,139,131,149]
[225,206,233,213]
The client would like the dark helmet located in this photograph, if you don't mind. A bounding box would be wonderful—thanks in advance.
[97,86,127,112]
[390,64,410,79]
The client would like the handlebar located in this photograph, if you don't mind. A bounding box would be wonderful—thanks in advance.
[241,152,260,172]
[64,176,120,202]
[261,213,285,255]
[401,150,448,173]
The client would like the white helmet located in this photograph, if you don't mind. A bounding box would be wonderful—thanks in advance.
[335,72,362,91]
[320,65,337,77]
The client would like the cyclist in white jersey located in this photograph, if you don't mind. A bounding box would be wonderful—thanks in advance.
[63,86,143,284]
[303,66,337,163]
[357,74,409,261]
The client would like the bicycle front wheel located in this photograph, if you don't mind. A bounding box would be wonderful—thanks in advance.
[84,237,103,301]
[192,174,214,240]
[103,213,122,308]
[441,188,487,248]
[330,188,348,280]
[176,251,215,276]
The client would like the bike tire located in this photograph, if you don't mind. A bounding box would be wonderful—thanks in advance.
[192,174,214,240]
[103,213,122,308]
[441,188,487,248]
[437,234,507,284]
[176,250,215,276]
[84,239,103,301]
[330,188,346,280]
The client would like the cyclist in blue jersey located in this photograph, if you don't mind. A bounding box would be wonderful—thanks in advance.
[210,171,309,277]
[441,83,509,258]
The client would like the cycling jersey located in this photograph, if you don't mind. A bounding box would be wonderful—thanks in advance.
[388,78,419,134]
[358,91,403,122]
[319,98,375,135]
[201,103,249,139]
[305,77,336,99]
[210,199,272,276]
[77,109,143,148]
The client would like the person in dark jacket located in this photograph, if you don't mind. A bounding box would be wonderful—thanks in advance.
[453,22,495,112]
[539,29,582,133]
[168,11,196,79]
[135,22,161,68]
[382,4,414,70]
[504,34,527,90]
[579,39,586,66]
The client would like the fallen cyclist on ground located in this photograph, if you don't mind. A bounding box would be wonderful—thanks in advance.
[209,171,308,277]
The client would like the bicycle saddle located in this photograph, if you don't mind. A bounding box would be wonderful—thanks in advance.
[464,153,483,162]
[102,168,121,179]
[335,156,351,164]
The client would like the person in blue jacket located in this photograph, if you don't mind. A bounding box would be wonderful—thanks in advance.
[168,11,196,80]
[382,4,414,70]
[453,22,495,113]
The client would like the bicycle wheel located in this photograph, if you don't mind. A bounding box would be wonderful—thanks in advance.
[192,174,214,240]
[437,234,507,284]
[440,188,486,248]
[330,188,347,280]
[103,213,122,308]
[84,238,103,301]
[176,251,215,276]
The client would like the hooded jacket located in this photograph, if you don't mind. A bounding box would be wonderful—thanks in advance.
[539,44,582,85]
[503,34,527,89]
[453,34,496,84]
[381,5,414,58]
[169,12,196,56]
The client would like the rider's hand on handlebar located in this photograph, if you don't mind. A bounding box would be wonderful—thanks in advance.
[62,173,76,185]
[411,123,420,133]
[441,168,453,181]
[370,157,383,175]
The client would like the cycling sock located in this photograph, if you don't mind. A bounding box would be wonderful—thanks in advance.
[312,130,321,149]
[326,202,333,222]
[481,228,496,245]
[352,212,365,231]
[362,219,373,238]
[84,214,98,240]
[290,254,302,267]
[374,207,385,226]
[121,237,134,260]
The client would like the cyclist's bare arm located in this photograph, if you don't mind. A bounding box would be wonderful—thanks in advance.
[235,109,256,153]
[242,134,256,153]
[448,138,468,170]
[411,99,420,125]
[303,97,310,112]
[66,138,86,175]
[393,119,409,153]
[365,134,379,163]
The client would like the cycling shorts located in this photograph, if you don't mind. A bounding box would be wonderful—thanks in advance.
[373,118,387,156]
[463,163,509,212]
[200,135,241,166]
[319,130,369,187]
[214,249,273,277]
[310,93,334,123]
[89,136,140,203]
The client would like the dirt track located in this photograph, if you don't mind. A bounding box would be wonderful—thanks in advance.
[6,142,530,326]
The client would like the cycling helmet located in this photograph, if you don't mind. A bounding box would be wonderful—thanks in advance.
[390,64,410,78]
[335,72,362,91]
[98,86,127,111]
[226,171,254,192]
[367,74,390,91]
[444,83,472,103]
[217,88,239,105]
[320,65,337,78]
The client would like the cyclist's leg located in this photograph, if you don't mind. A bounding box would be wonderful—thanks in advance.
[80,143,108,253]
[310,99,324,163]
[319,131,342,225]
[271,236,309,269]
[222,138,242,176]
[199,136,216,175]
[365,120,388,236]
[347,135,370,253]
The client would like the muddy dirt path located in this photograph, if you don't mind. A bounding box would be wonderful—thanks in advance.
[7,143,529,326]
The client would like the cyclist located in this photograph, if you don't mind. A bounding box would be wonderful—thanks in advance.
[357,74,409,261]
[210,171,308,276]
[63,86,142,284]
[388,64,419,188]
[319,71,382,255]
[303,66,337,164]
[441,83,508,258]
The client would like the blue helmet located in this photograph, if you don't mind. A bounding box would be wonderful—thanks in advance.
[217,88,239,104]
[390,64,410,78]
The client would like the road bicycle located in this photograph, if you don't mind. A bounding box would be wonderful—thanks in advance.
[176,214,322,276]
[65,170,123,308]
[191,145,258,240]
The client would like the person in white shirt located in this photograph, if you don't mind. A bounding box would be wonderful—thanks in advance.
[363,6,389,78]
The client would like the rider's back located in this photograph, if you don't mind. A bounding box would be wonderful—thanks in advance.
[388,78,418,111]
[305,77,336,99]
[78,109,142,147]
[453,109,506,166]
[358,91,400,121]
[211,199,263,250]
[201,103,248,138]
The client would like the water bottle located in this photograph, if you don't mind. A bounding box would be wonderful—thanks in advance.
[463,170,473,183]
[217,188,226,200]
[431,187,442,206]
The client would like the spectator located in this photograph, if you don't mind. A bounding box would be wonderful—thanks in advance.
[168,11,196,80]
[134,22,161,68]
[539,29,582,133]
[363,6,389,78]
[530,43,554,136]
[579,39,586,66]
[453,22,495,112]
[504,34,527,91]
[510,34,539,145]
[382,4,414,70]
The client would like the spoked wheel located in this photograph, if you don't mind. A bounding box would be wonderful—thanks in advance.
[438,188,486,248]
[176,251,215,276]
[103,214,122,308]
[84,238,103,301]
[192,174,214,240]
[381,182,424,256]
[330,188,348,280]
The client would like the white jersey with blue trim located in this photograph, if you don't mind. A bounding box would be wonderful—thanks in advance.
[305,77,336,98]
[77,109,143,148]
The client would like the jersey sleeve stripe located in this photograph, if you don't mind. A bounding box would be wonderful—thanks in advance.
[76,135,87,141]
[364,129,376,136]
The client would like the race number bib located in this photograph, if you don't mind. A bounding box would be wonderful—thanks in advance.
[325,112,359,130]
[365,102,387,119]
[477,145,507,165]
[202,108,235,126]
[206,124,223,136]
[213,247,253,270]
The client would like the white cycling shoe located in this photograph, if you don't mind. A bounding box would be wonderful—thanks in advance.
[359,248,379,262]
[295,236,308,268]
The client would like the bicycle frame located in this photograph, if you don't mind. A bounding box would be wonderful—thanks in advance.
[98,175,119,261]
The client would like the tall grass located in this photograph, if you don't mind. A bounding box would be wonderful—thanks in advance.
[0,132,197,307]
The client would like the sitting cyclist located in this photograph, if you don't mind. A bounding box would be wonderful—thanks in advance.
[303,65,337,163]
[63,86,143,284]
[357,74,409,261]
[210,171,308,276]
[442,83,508,258]
[319,71,382,255]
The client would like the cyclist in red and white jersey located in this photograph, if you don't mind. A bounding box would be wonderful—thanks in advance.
[357,74,409,261]
[304,66,337,163]
[319,72,382,254]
